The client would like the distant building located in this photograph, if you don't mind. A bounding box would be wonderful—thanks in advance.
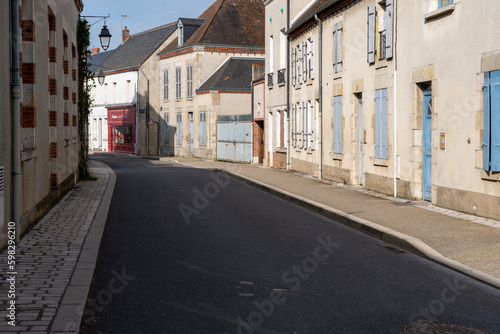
[157,0,265,162]
[0,0,83,250]
[88,24,177,155]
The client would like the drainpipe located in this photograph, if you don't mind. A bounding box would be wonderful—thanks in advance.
[286,0,291,170]
[11,0,21,243]
[135,71,139,155]
[393,0,398,197]
[315,14,323,180]
[139,67,150,156]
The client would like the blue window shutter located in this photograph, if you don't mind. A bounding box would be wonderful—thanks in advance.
[298,44,303,84]
[491,71,500,171]
[375,90,382,158]
[385,0,393,59]
[303,101,307,148]
[483,72,491,171]
[333,96,342,154]
[367,5,376,64]
[298,102,303,147]
[292,47,296,87]
[381,89,388,159]
[309,36,315,80]
[335,22,343,73]
[292,103,296,147]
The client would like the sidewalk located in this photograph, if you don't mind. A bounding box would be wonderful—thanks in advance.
[157,156,500,290]
[0,160,115,333]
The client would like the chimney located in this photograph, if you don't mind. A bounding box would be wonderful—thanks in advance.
[122,26,130,43]
[91,48,100,55]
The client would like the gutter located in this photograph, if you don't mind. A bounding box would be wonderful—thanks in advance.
[286,0,291,170]
[11,0,21,243]
[315,14,323,180]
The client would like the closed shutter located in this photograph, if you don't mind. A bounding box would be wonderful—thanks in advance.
[176,113,182,145]
[302,41,307,82]
[309,37,315,80]
[292,47,296,87]
[200,112,206,147]
[367,5,376,64]
[491,71,500,171]
[292,103,296,147]
[333,96,342,154]
[385,0,393,59]
[309,100,315,150]
[334,22,343,73]
[163,70,169,100]
[302,101,307,149]
[483,72,491,171]
[298,102,303,147]
[298,44,303,84]
[164,113,169,145]
[375,89,388,159]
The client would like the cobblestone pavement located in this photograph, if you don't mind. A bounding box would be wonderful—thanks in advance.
[0,161,109,333]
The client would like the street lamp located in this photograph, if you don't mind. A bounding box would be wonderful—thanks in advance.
[81,14,112,51]
[97,70,105,86]
[98,23,112,51]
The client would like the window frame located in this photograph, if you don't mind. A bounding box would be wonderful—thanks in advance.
[175,66,182,99]
[199,111,207,147]
[186,64,193,98]
[438,0,453,8]
[163,69,169,100]
[375,88,389,160]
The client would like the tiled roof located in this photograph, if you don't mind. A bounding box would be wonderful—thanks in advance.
[95,23,176,73]
[288,0,342,35]
[197,57,265,92]
[159,0,264,56]
[88,50,113,73]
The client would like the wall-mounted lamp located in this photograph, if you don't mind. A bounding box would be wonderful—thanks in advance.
[97,70,105,86]
[81,14,112,51]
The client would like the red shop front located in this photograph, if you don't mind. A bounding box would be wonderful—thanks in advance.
[107,105,136,153]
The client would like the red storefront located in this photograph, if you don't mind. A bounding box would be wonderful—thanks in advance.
[107,105,136,153]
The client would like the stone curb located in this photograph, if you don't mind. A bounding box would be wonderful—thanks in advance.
[213,168,500,291]
[50,162,116,333]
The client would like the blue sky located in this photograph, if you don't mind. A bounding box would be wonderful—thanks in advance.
[81,0,216,51]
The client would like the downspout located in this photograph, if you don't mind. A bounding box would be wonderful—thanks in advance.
[315,14,323,180]
[135,71,139,155]
[393,0,398,197]
[11,0,21,243]
[139,67,150,156]
[286,0,291,170]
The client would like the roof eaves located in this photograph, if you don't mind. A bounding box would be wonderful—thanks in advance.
[286,0,341,36]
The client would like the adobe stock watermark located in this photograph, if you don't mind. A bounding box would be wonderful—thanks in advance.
[407,277,467,326]
[178,170,232,224]
[64,267,135,331]
[229,235,341,334]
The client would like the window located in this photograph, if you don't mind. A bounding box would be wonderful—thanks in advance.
[333,96,342,154]
[292,103,296,147]
[292,47,296,87]
[200,112,207,147]
[483,71,500,171]
[375,88,388,159]
[187,64,193,98]
[438,0,453,8]
[280,31,287,70]
[269,36,274,74]
[301,41,307,83]
[308,37,315,80]
[176,113,182,145]
[333,22,343,73]
[301,101,307,148]
[178,23,184,47]
[298,102,303,148]
[163,113,169,145]
[176,67,182,99]
[308,100,315,150]
[163,70,169,100]
[367,0,393,63]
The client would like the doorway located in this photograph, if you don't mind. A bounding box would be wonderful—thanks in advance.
[422,87,432,201]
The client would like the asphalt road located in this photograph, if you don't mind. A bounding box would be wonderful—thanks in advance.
[81,153,500,334]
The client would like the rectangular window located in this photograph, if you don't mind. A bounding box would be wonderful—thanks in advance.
[308,100,315,150]
[280,31,287,70]
[176,112,182,145]
[199,112,207,147]
[302,101,307,149]
[298,102,303,148]
[176,66,182,99]
[438,0,453,8]
[292,47,297,87]
[284,109,288,149]
[333,95,342,154]
[276,111,281,149]
[375,88,388,159]
[333,22,343,73]
[302,41,307,83]
[163,113,169,145]
[483,71,500,171]
[298,44,303,84]
[163,70,169,100]
[269,35,274,73]
[187,64,193,98]
[292,103,296,147]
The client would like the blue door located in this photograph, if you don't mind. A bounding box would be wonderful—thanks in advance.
[358,98,363,185]
[423,89,432,201]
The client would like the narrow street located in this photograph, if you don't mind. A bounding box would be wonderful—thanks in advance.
[81,154,500,334]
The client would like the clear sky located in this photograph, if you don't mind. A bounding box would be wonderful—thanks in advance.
[81,0,216,52]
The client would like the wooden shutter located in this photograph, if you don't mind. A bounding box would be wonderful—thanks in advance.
[381,89,388,159]
[491,71,500,171]
[292,103,296,147]
[367,5,376,64]
[333,96,342,154]
[375,89,388,159]
[385,0,393,59]
[483,72,491,171]
[309,37,315,80]
[334,22,343,73]
[302,41,307,82]
[309,101,315,150]
[298,102,303,147]
[292,47,296,87]
[298,44,303,84]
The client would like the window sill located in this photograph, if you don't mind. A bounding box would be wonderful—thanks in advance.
[306,79,313,86]
[333,72,342,80]
[275,148,287,154]
[268,85,274,90]
[424,4,455,21]
[332,153,343,161]
[278,82,286,87]
[480,170,500,182]
[21,148,37,162]
[374,158,389,167]
[175,98,182,102]
[186,98,194,101]
[375,59,387,69]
